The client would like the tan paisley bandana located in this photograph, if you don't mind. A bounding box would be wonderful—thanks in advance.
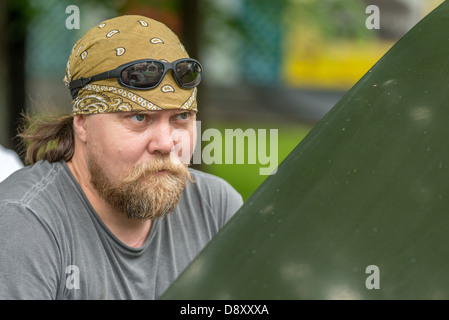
[63,15,198,115]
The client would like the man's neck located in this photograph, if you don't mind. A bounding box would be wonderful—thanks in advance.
[66,158,152,248]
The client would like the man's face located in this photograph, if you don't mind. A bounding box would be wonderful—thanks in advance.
[82,109,197,220]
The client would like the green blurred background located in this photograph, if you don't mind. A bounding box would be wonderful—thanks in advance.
[0,0,443,200]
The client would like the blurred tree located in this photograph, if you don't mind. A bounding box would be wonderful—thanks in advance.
[117,0,200,58]
[0,0,7,147]
[285,0,370,41]
[2,0,37,152]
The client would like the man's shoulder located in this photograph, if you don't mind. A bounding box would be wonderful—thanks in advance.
[188,167,226,182]
[188,168,236,190]
[186,168,243,202]
[0,161,66,204]
[0,160,87,240]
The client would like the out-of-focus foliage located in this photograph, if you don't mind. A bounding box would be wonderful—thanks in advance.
[286,0,372,40]
[200,0,373,48]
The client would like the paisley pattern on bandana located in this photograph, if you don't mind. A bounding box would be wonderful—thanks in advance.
[161,85,175,93]
[74,84,162,112]
[73,93,111,114]
[64,15,199,115]
[115,47,126,56]
[181,88,197,110]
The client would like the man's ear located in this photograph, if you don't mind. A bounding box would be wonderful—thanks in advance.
[72,115,88,143]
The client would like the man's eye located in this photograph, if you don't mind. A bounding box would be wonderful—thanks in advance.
[177,112,189,120]
[131,114,146,122]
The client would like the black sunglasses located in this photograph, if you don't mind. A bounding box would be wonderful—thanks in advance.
[69,58,202,100]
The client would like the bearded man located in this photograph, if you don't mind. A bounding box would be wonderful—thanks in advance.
[0,15,243,299]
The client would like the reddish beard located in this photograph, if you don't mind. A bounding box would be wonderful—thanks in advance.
[88,155,193,220]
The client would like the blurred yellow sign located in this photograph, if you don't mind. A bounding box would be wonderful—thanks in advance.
[283,39,395,90]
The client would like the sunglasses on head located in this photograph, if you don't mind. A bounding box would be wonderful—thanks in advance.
[69,58,202,100]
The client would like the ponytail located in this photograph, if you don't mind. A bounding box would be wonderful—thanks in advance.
[18,113,75,165]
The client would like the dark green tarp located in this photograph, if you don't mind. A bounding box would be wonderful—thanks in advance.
[161,1,449,299]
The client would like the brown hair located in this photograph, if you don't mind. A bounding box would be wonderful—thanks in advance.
[18,113,75,165]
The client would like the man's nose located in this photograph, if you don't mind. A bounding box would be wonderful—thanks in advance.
[147,121,175,155]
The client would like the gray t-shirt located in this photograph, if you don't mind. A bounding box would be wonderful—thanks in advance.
[0,161,243,299]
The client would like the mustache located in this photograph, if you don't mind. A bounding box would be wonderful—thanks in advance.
[122,157,193,183]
